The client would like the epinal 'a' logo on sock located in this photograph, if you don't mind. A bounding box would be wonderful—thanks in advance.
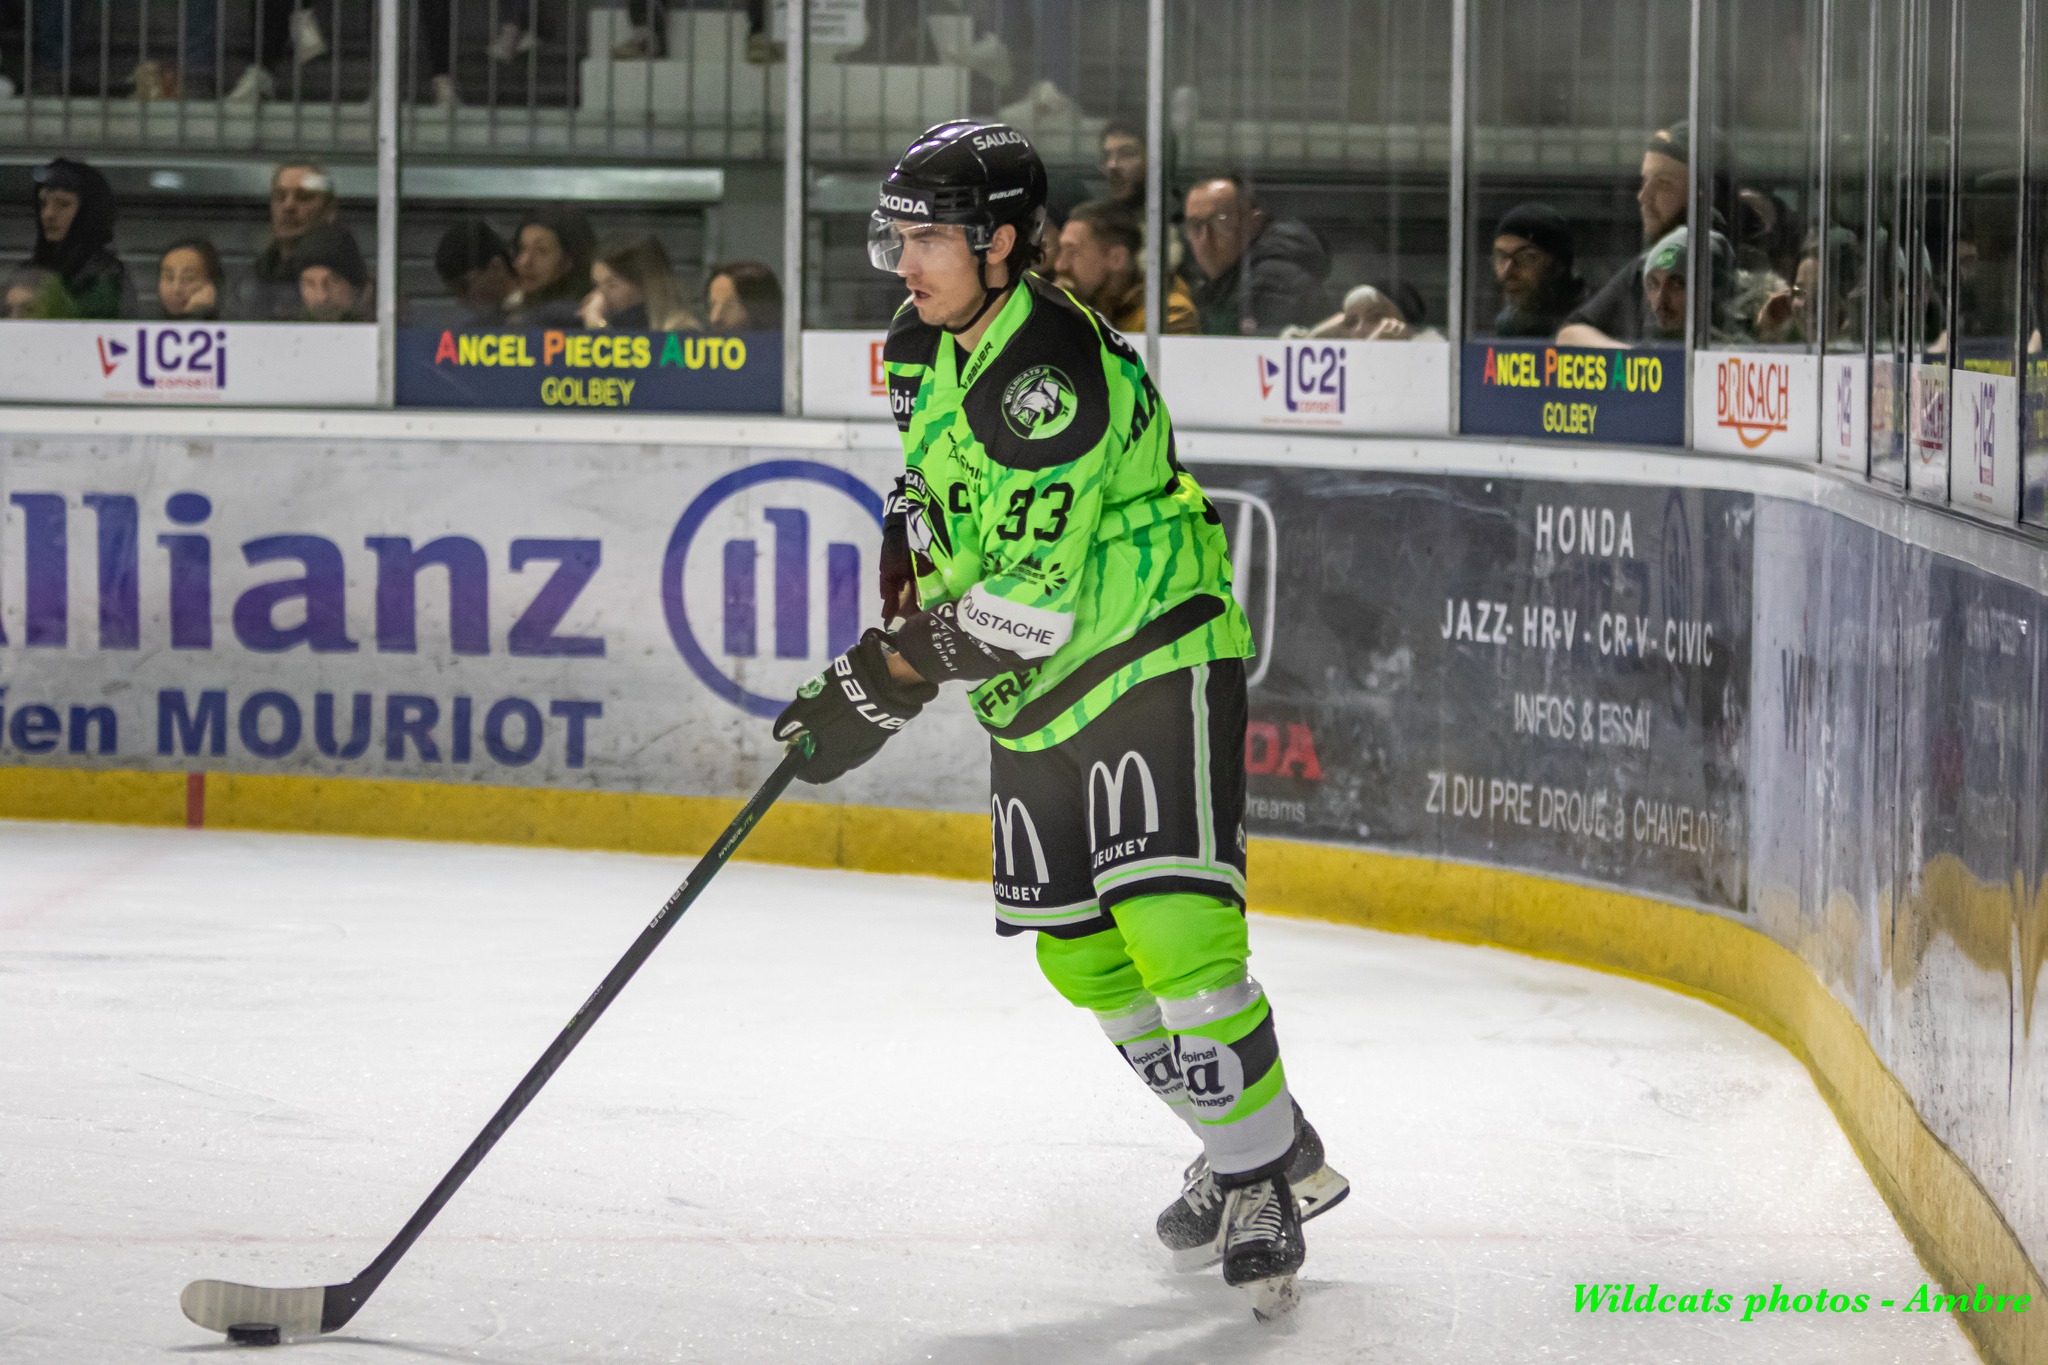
[1001,364,1078,440]
[1174,1036,1245,1116]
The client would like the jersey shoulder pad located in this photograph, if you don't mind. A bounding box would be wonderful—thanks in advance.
[961,278,1112,471]
[884,299,943,366]
[883,301,942,431]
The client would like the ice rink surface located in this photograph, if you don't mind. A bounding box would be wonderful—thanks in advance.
[0,820,1976,1364]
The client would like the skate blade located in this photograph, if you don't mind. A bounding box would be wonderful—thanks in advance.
[1295,1164,1351,1224]
[1245,1273,1300,1322]
[1171,1233,1225,1273]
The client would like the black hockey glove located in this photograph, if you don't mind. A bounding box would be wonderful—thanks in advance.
[879,476,917,624]
[894,599,1031,684]
[773,630,938,784]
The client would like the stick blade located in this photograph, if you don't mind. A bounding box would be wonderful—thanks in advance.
[180,1279,330,1338]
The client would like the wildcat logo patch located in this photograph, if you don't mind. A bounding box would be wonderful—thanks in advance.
[1001,365,1078,440]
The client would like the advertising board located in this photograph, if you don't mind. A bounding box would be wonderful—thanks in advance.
[395,328,781,413]
[1460,342,1686,447]
[0,320,377,406]
[1690,349,1817,460]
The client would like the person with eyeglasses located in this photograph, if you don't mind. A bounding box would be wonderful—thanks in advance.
[1180,176,1333,337]
[1488,204,1586,339]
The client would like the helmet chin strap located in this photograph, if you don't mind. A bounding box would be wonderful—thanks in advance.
[943,252,1010,335]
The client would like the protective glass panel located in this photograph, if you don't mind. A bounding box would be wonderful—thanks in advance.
[1948,0,2023,518]
[801,0,1151,332]
[1905,0,1956,500]
[1870,0,1913,486]
[2027,0,2048,523]
[1164,0,1453,341]
[1466,0,1691,347]
[1825,0,1875,356]
[1700,0,1822,347]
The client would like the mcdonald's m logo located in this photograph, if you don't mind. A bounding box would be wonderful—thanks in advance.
[992,795,1049,883]
[1087,750,1160,847]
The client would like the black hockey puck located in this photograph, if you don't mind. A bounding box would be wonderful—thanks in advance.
[226,1323,282,1346]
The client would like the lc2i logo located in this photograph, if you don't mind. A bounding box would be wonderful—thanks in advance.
[662,460,885,718]
[1970,376,1999,486]
[1256,344,1346,418]
[1835,364,1857,450]
[98,326,230,390]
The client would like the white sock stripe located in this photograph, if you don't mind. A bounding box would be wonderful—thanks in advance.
[1158,975,1265,1031]
[1094,998,1163,1044]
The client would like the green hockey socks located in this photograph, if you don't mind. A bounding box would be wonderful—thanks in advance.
[1035,892,1295,1177]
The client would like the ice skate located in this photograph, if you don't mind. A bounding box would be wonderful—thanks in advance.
[1157,1103,1348,1270]
[1220,1174,1305,1321]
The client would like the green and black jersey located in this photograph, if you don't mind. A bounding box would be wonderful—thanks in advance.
[883,273,1253,752]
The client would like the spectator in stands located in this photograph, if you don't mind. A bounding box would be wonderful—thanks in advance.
[1557,123,1690,346]
[1753,227,1859,345]
[1101,124,1146,212]
[1298,283,1443,341]
[706,260,783,333]
[1489,203,1586,338]
[236,162,345,321]
[3,267,63,319]
[1055,200,1195,334]
[1639,224,1735,343]
[157,239,224,320]
[295,224,369,322]
[433,221,519,324]
[28,158,128,319]
[585,235,700,331]
[507,207,596,328]
[224,1,328,105]
[1181,175,1333,336]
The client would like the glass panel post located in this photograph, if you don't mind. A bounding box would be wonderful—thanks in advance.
[377,0,402,408]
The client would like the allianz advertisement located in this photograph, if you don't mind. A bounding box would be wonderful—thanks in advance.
[0,320,378,406]
[0,437,984,813]
[395,327,781,412]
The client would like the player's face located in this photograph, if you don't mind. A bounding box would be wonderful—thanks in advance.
[895,223,984,327]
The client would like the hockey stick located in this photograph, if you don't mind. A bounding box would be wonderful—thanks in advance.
[180,740,812,1344]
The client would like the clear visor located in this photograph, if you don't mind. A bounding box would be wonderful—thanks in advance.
[867,211,909,271]
[868,214,983,273]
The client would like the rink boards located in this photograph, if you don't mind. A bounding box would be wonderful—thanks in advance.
[0,411,2045,1365]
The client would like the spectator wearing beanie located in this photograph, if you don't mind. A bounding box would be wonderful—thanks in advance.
[433,220,518,325]
[1490,203,1586,338]
[295,224,369,322]
[28,157,130,319]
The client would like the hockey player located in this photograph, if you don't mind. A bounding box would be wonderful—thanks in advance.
[772,120,1347,1317]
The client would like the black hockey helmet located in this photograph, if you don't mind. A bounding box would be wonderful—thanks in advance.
[869,119,1049,272]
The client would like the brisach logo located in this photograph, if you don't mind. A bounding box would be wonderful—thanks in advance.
[1714,356,1790,448]
[98,327,229,390]
[1256,344,1346,418]
[661,461,884,719]
[868,340,887,397]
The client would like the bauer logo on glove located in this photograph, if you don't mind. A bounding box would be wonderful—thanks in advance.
[773,631,937,785]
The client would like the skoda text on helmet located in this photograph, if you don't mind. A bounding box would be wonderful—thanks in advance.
[869,119,1049,330]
